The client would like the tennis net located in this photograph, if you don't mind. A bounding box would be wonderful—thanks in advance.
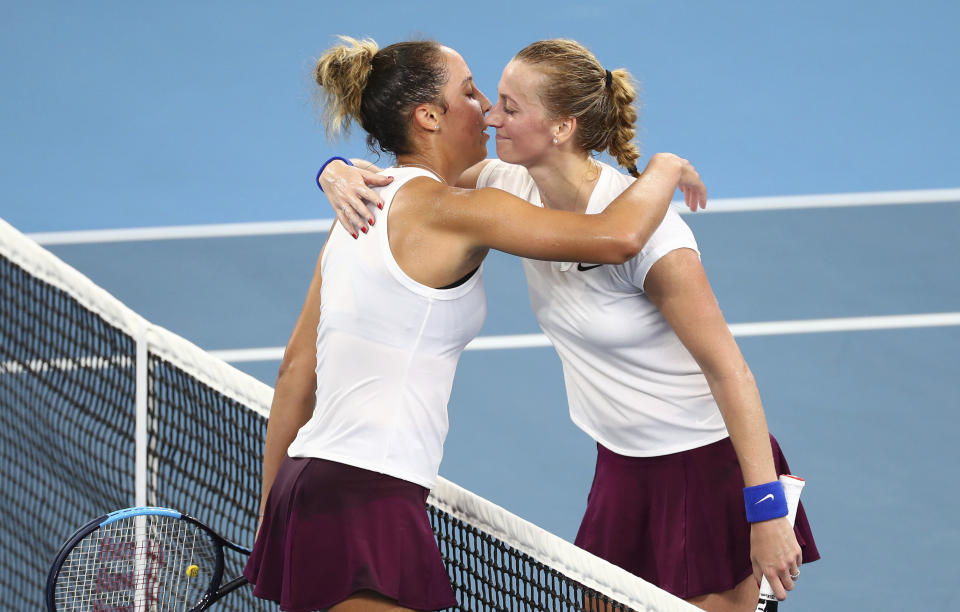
[0,216,695,611]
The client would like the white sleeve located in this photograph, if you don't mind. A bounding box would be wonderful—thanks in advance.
[625,209,700,291]
[476,159,537,200]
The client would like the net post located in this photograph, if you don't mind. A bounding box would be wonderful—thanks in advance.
[135,327,148,508]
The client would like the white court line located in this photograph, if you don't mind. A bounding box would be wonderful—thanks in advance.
[727,312,960,336]
[27,219,336,245]
[207,312,960,362]
[208,347,287,363]
[26,187,960,245]
[11,312,951,370]
[675,187,960,214]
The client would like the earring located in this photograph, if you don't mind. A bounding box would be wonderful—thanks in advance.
[434,124,440,130]
[552,137,559,144]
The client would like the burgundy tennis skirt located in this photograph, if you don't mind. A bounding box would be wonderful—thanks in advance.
[243,456,457,612]
[574,434,820,600]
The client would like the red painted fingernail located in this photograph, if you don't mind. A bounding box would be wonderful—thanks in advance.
[368,218,375,225]
[360,227,368,234]
[352,233,358,239]
[377,202,384,210]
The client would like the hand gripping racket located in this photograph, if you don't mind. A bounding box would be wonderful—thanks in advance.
[755,475,805,612]
[46,506,251,611]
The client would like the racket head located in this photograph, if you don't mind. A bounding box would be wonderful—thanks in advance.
[46,507,228,612]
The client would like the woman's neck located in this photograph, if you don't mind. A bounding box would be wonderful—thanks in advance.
[526,152,602,214]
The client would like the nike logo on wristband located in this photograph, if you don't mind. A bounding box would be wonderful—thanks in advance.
[577,263,603,271]
[754,494,776,504]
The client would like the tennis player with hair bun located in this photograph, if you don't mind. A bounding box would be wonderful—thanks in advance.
[245,35,705,612]
[321,39,818,612]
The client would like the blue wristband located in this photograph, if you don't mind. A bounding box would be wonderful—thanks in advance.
[316,156,353,192]
[743,481,788,523]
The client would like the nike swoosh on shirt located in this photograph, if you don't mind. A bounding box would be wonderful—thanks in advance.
[576,263,603,271]
[754,494,775,505]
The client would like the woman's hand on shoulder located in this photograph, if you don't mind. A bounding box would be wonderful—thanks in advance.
[318,159,393,237]
[676,157,707,212]
[644,153,707,212]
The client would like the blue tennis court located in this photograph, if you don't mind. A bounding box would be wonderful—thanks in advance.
[4,2,959,610]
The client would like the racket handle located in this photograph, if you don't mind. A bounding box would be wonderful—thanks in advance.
[755,475,805,611]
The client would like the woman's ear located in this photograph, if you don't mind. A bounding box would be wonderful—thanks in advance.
[412,104,442,132]
[553,116,577,145]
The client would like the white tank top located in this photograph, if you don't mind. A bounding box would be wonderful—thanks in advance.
[286,168,487,488]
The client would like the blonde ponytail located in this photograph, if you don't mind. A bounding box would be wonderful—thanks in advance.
[314,36,379,137]
[606,69,641,176]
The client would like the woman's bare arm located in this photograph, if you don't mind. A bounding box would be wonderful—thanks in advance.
[643,248,802,601]
[453,159,492,189]
[257,228,333,522]
[424,153,702,264]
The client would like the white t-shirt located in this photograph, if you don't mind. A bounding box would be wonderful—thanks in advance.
[477,159,728,456]
[287,168,487,488]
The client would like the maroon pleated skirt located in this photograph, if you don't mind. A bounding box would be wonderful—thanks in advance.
[574,434,819,600]
[243,456,457,612]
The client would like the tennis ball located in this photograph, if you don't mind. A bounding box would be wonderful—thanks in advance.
[186,564,199,577]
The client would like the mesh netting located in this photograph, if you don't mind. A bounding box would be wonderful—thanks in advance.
[146,354,269,610]
[431,505,634,611]
[0,254,136,609]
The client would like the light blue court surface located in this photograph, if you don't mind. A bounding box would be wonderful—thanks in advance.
[4,2,960,610]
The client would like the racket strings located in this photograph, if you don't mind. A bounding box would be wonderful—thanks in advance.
[55,515,217,611]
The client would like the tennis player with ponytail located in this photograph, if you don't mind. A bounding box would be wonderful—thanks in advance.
[321,39,818,612]
[245,36,705,612]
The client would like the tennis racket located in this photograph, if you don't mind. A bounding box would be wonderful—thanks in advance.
[46,506,251,611]
[755,475,805,611]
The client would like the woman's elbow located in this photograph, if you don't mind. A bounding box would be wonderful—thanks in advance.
[609,229,649,263]
[275,352,317,389]
[706,359,755,387]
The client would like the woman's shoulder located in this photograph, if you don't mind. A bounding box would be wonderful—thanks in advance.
[597,160,636,189]
[476,159,535,192]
